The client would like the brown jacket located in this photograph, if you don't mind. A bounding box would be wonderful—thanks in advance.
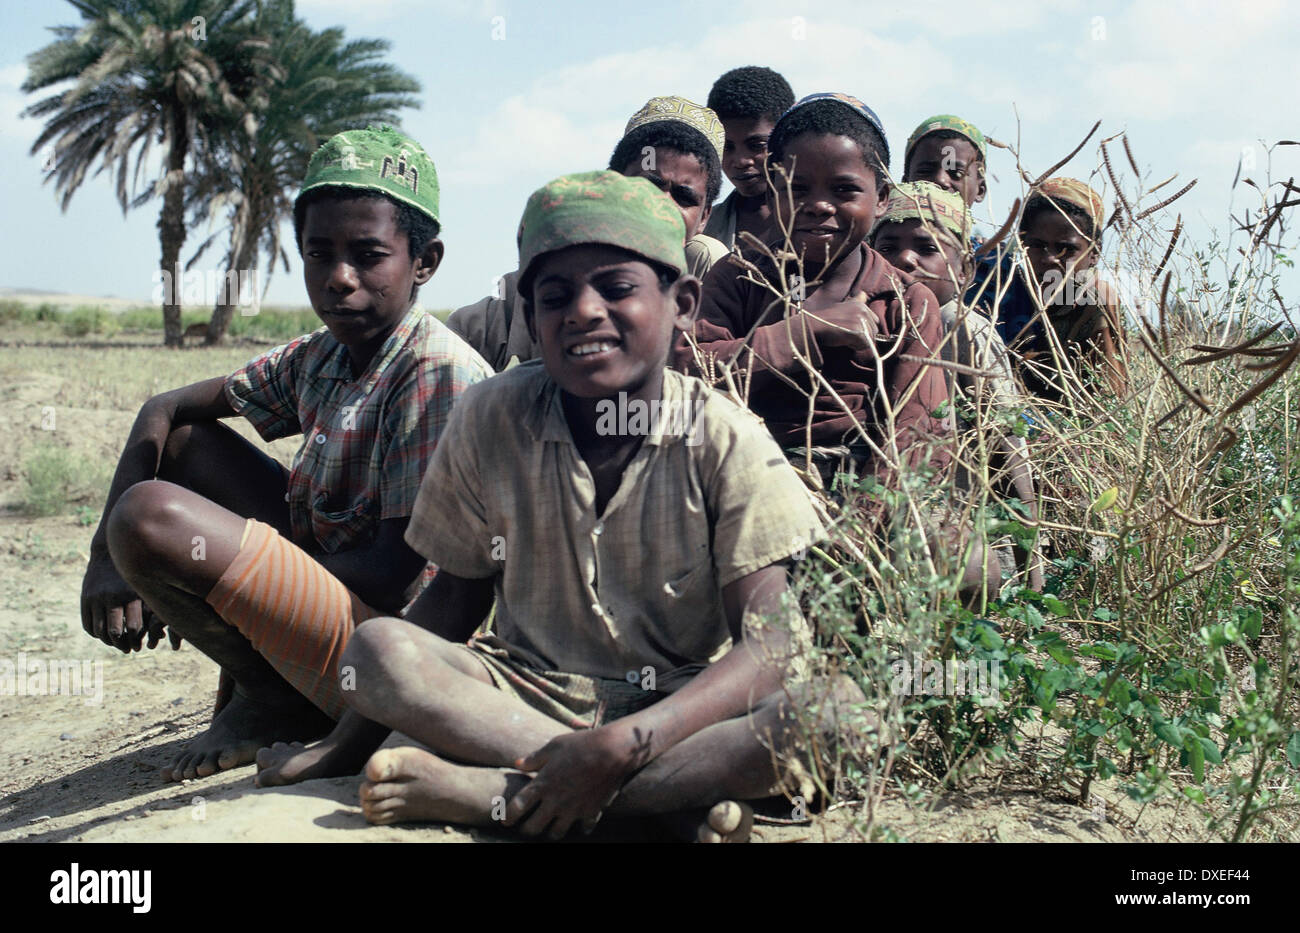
[674,243,951,484]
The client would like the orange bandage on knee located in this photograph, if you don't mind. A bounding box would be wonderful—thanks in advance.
[206,519,380,719]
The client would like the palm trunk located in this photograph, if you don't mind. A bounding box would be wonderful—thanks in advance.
[158,103,189,348]
[206,235,259,345]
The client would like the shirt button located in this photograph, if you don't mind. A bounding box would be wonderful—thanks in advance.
[593,522,604,536]
[314,433,327,445]
[284,493,290,503]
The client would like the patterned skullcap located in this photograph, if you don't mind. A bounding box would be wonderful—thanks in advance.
[623,96,725,162]
[870,181,972,247]
[779,92,890,168]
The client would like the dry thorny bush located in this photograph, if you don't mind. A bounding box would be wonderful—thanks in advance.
[685,130,1300,841]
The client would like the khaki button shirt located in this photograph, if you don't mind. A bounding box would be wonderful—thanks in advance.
[405,363,825,691]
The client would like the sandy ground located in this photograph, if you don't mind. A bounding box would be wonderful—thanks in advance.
[0,343,1204,843]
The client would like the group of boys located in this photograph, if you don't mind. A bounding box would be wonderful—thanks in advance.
[79,65,1130,842]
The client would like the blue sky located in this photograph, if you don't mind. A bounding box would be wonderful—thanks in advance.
[1,0,1296,312]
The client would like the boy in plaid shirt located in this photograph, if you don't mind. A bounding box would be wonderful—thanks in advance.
[80,126,491,783]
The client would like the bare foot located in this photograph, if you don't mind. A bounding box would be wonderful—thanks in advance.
[213,670,235,716]
[656,800,754,843]
[255,735,371,787]
[163,691,332,782]
[697,800,753,843]
[359,746,514,827]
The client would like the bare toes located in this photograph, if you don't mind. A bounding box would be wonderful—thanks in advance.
[364,748,401,783]
[699,801,753,843]
[217,742,254,771]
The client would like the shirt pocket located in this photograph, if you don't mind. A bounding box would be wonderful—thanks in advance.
[311,496,376,554]
[661,556,715,600]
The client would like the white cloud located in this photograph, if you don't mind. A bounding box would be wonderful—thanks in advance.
[0,63,39,147]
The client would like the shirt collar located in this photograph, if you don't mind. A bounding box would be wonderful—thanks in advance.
[319,305,425,387]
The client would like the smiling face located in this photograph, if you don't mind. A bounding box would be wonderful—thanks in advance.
[905,134,986,206]
[525,244,698,402]
[620,147,711,238]
[873,218,965,305]
[720,116,777,198]
[1020,208,1098,301]
[301,195,440,365]
[772,133,888,271]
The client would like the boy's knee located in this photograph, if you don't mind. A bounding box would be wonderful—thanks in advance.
[754,675,876,772]
[106,480,191,570]
[340,617,412,701]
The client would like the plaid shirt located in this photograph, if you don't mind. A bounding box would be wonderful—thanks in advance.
[225,307,493,558]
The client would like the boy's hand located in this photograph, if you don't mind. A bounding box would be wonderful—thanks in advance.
[808,290,879,352]
[80,554,178,653]
[505,725,643,839]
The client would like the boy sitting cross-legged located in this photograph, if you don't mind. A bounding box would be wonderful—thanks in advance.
[257,171,846,842]
[80,126,492,782]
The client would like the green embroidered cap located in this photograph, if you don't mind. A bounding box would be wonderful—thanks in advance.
[905,114,988,167]
[517,171,686,293]
[298,125,440,228]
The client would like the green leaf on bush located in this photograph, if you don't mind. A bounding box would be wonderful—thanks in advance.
[1187,739,1205,782]
[1200,737,1222,765]
[1046,645,1075,665]
[1287,732,1300,769]
[1154,719,1183,747]
[1079,644,1118,661]
[976,624,1003,651]
[1090,487,1119,512]
[1041,595,1071,617]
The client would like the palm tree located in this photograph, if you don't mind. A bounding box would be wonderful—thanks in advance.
[187,5,421,343]
[23,0,273,347]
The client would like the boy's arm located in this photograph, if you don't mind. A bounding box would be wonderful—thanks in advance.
[1091,303,1129,397]
[82,377,236,649]
[676,260,830,386]
[400,568,495,640]
[446,294,506,372]
[503,562,794,838]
